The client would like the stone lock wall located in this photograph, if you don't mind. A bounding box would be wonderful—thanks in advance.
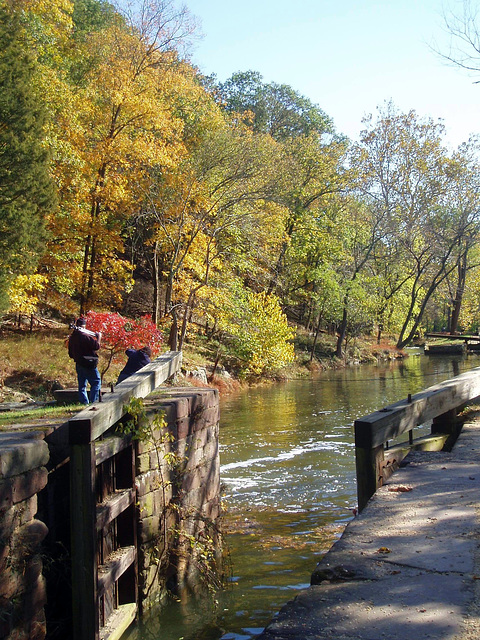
[0,431,49,640]
[136,387,221,608]
[0,385,222,636]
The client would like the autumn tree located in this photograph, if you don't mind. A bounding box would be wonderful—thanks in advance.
[39,0,196,313]
[205,281,295,376]
[85,310,163,375]
[144,115,284,347]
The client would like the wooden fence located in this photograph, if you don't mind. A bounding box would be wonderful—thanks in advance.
[354,366,480,512]
[68,351,182,640]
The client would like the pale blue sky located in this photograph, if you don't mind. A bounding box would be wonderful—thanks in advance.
[184,0,480,148]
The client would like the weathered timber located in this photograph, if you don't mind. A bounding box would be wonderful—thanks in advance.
[97,545,136,597]
[425,343,466,355]
[69,353,182,640]
[355,366,480,449]
[96,489,135,532]
[355,366,480,511]
[70,442,98,640]
[425,332,480,341]
[355,444,383,512]
[99,603,137,640]
[95,434,132,466]
[69,351,182,445]
[381,434,450,483]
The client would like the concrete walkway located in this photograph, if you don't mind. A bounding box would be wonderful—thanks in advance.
[258,415,480,640]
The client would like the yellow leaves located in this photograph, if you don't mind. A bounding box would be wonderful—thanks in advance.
[8,274,48,316]
[213,285,295,376]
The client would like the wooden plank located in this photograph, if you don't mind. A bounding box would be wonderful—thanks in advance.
[355,444,384,513]
[70,442,98,640]
[354,366,480,449]
[69,351,182,445]
[95,434,132,466]
[99,602,137,640]
[383,433,450,479]
[96,489,135,532]
[97,545,136,598]
[383,433,450,469]
[426,332,480,342]
[425,343,466,355]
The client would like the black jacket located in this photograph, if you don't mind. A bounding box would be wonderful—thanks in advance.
[68,328,100,369]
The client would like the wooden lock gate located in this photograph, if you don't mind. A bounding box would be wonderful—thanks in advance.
[354,365,480,512]
[68,352,182,640]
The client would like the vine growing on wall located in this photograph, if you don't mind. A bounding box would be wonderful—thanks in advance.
[120,396,226,601]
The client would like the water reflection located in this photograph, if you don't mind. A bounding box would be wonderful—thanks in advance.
[128,353,480,640]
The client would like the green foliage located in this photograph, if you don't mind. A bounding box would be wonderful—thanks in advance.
[72,0,118,39]
[218,70,334,140]
[121,396,170,443]
[0,4,56,311]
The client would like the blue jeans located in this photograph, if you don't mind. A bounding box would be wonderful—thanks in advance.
[76,363,101,405]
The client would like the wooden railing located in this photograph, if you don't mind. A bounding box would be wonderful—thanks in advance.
[68,351,182,640]
[354,366,480,512]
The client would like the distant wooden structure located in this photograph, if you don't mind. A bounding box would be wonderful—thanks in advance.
[69,352,182,640]
[425,332,480,354]
[354,366,480,511]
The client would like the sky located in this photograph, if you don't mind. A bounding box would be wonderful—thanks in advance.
[182,0,480,149]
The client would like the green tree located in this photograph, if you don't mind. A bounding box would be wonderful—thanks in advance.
[218,70,334,140]
[0,4,56,310]
[354,103,480,348]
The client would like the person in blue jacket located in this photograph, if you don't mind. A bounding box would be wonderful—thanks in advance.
[116,346,152,384]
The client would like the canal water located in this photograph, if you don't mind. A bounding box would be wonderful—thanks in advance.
[127,351,480,640]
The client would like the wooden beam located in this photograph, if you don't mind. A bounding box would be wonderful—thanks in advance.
[96,489,135,532]
[425,332,480,342]
[69,351,182,445]
[71,442,98,640]
[99,602,137,640]
[355,444,384,513]
[354,366,480,449]
[95,435,132,466]
[97,546,136,598]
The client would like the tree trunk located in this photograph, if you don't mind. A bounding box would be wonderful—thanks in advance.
[376,323,383,345]
[209,347,222,382]
[310,310,324,362]
[152,242,161,326]
[178,293,195,351]
[168,309,178,351]
[164,275,174,318]
[267,240,288,295]
[450,253,467,335]
[336,305,348,358]
[79,234,92,315]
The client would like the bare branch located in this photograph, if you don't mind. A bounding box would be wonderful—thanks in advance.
[433,0,480,80]
[113,0,198,59]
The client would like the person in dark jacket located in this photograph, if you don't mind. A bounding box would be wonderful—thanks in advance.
[68,317,102,405]
[116,346,152,385]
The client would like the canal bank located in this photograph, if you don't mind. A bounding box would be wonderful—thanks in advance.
[258,412,480,640]
[125,353,480,640]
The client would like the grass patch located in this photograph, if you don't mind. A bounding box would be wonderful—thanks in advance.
[0,326,125,401]
[0,404,84,427]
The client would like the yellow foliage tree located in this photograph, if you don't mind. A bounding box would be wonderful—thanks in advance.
[211,283,295,376]
[8,274,48,317]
